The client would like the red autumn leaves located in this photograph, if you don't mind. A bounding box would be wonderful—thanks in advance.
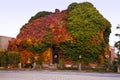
[9,10,70,50]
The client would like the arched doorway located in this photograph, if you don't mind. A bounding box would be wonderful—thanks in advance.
[42,45,60,65]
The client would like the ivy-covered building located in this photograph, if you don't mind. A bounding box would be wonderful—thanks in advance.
[8,2,111,66]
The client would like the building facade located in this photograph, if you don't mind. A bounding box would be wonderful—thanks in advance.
[110,46,117,63]
[0,36,13,50]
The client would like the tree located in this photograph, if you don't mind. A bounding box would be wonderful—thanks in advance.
[114,28,120,71]
[114,24,120,54]
[0,49,7,67]
[7,51,20,67]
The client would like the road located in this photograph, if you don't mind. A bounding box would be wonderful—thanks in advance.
[0,70,120,80]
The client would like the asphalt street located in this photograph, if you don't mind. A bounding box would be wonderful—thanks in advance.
[0,70,120,80]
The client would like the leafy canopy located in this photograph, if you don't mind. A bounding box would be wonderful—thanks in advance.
[60,2,111,63]
[29,11,52,22]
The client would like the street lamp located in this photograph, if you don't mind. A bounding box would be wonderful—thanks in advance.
[78,55,82,71]
[105,54,109,71]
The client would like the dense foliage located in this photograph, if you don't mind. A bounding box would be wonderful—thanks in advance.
[68,2,78,10]
[8,2,111,64]
[0,49,20,67]
[29,11,52,22]
[60,2,111,63]
[8,9,70,60]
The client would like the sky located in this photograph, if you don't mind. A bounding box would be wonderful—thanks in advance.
[0,0,120,46]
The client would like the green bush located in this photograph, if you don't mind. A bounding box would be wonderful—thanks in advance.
[7,51,21,67]
[0,49,7,67]
[0,50,21,68]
